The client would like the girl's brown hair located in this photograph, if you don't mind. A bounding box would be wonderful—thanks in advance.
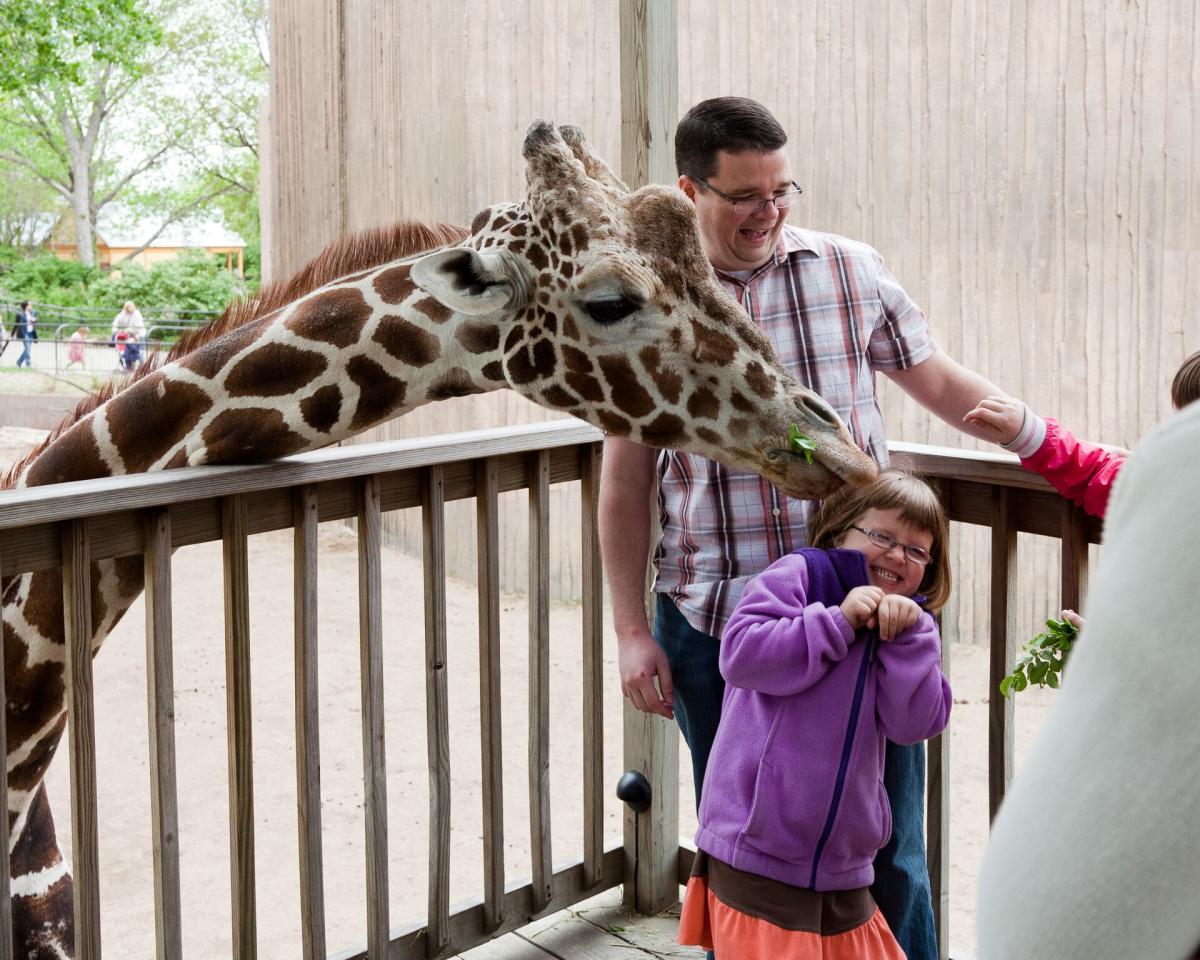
[1171,350,1200,410]
[808,469,952,613]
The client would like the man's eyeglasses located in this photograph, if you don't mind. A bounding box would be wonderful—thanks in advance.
[849,526,933,566]
[691,176,804,216]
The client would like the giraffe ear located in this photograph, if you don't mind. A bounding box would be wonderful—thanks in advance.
[410,248,513,317]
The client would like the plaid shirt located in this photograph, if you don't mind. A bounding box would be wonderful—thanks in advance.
[653,225,937,637]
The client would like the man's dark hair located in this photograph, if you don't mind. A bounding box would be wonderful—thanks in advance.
[675,97,788,180]
[19,301,29,310]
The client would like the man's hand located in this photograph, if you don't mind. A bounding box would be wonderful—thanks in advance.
[1061,608,1085,632]
[876,594,922,641]
[963,395,1026,445]
[841,585,885,630]
[618,629,675,719]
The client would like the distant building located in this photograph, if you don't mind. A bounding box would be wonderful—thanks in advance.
[44,210,246,275]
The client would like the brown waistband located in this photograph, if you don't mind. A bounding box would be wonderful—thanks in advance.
[693,850,877,936]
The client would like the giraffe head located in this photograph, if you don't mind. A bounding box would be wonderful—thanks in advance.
[411,121,876,497]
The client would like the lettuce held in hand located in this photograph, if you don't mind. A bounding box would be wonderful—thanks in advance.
[1000,616,1079,698]
[788,424,816,464]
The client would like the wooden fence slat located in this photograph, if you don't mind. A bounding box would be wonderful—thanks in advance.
[422,466,451,956]
[925,482,951,960]
[579,443,604,887]
[356,476,389,958]
[62,519,101,960]
[527,450,553,913]
[1060,500,1089,615]
[221,495,256,957]
[475,459,505,931]
[293,486,327,960]
[988,489,1018,823]
[143,509,182,960]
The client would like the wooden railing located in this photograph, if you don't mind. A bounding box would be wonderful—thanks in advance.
[0,425,1100,959]
[0,421,615,960]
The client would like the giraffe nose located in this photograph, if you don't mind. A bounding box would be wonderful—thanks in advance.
[794,392,839,427]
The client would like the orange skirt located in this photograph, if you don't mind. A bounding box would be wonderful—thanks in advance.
[679,850,906,959]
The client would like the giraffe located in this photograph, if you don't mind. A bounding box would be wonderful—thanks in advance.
[0,121,878,956]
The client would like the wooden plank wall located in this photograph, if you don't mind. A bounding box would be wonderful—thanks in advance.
[266,0,1200,640]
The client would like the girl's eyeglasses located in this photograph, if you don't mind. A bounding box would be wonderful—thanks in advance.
[849,526,933,566]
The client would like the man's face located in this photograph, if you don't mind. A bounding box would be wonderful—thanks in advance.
[680,147,794,272]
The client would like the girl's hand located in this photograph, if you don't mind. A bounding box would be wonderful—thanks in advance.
[963,395,1026,445]
[841,585,884,630]
[875,594,921,641]
[1061,608,1084,632]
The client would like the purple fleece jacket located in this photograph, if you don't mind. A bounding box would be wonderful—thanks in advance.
[694,547,952,892]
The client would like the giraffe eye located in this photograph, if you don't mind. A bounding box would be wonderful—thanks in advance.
[583,296,640,325]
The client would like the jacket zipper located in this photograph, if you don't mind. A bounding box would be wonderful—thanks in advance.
[808,632,876,888]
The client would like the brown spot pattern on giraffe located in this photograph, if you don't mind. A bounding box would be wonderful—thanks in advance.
[22,424,108,487]
[480,360,505,382]
[412,294,454,325]
[428,369,483,401]
[696,426,723,447]
[596,410,632,435]
[347,356,407,429]
[565,371,605,403]
[541,385,579,408]
[202,408,307,462]
[8,714,67,797]
[598,356,654,418]
[287,286,374,347]
[300,384,343,432]
[455,321,500,354]
[470,208,491,234]
[373,315,442,367]
[506,339,557,385]
[687,386,721,420]
[689,318,739,366]
[180,316,271,380]
[105,374,213,472]
[639,345,683,405]
[744,361,779,400]
[640,412,688,449]
[373,264,417,305]
[527,243,549,272]
[225,342,329,398]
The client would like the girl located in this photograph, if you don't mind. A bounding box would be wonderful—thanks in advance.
[679,470,953,959]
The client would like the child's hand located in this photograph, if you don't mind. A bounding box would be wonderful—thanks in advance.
[963,395,1026,445]
[875,594,921,641]
[1060,609,1084,632]
[841,586,884,630]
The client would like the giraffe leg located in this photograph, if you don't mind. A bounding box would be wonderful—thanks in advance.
[10,783,74,959]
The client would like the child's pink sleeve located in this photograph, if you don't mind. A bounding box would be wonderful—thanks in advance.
[1021,418,1126,519]
[720,554,858,697]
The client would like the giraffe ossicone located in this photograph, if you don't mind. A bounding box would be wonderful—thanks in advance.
[0,120,874,958]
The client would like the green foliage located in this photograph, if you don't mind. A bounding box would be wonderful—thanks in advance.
[0,247,244,315]
[999,617,1079,698]
[0,0,162,93]
[788,423,817,464]
[92,250,244,314]
[0,252,100,306]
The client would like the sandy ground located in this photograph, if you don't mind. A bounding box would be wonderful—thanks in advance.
[0,428,1057,958]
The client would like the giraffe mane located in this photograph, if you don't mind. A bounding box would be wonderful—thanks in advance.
[2,219,469,490]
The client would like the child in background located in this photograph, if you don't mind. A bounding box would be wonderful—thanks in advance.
[679,471,952,959]
[964,349,1200,520]
[66,325,89,369]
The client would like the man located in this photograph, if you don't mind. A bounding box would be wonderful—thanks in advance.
[598,97,1007,960]
[14,301,37,368]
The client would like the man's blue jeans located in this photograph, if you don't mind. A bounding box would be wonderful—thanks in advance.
[653,593,938,960]
[16,338,32,367]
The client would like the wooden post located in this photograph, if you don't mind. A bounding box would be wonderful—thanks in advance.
[62,520,102,960]
[619,0,680,916]
[988,489,1018,823]
[925,482,951,960]
[0,538,10,960]
[144,510,183,960]
[222,496,257,958]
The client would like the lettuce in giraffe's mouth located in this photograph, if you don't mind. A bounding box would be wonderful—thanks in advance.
[787,424,816,464]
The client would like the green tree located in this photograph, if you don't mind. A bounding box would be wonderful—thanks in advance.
[0,0,264,268]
